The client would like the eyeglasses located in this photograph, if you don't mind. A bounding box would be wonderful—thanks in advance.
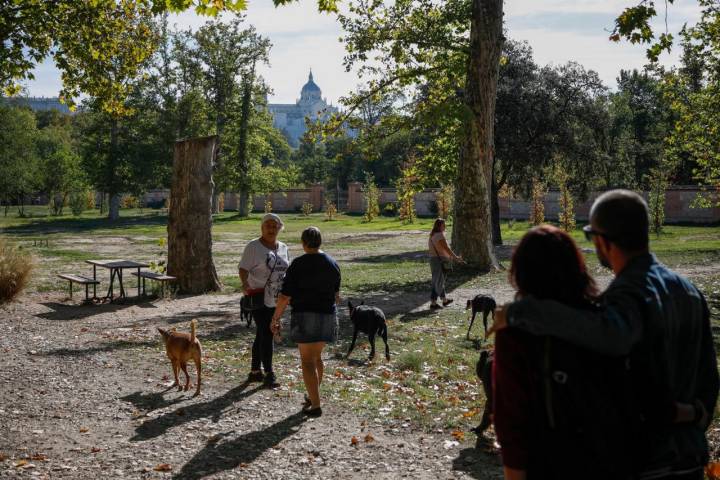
[582,225,612,242]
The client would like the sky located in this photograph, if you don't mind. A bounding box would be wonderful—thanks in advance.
[23,0,702,104]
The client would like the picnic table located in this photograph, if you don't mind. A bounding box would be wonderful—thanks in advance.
[86,259,149,302]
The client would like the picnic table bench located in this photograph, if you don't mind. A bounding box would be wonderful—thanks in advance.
[131,271,177,297]
[57,274,100,303]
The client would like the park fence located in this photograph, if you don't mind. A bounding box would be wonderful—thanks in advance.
[138,184,719,224]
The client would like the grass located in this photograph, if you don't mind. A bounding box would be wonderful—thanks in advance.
[1,207,719,434]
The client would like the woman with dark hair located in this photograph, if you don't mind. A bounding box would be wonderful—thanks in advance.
[493,225,622,480]
[428,218,463,309]
[271,226,340,417]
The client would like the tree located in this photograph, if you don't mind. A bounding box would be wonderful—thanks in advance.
[1,0,247,111]
[35,124,86,215]
[177,17,271,213]
[0,106,39,216]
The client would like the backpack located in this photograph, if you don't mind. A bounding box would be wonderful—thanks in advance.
[532,337,641,480]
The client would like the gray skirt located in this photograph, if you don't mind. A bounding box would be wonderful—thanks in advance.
[290,311,338,344]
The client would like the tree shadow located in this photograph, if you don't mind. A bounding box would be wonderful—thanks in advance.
[451,446,502,479]
[41,339,157,357]
[0,213,168,236]
[129,382,262,441]
[36,301,156,321]
[172,412,307,480]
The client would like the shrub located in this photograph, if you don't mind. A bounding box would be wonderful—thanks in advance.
[324,199,337,221]
[362,172,380,222]
[554,167,575,232]
[121,195,139,209]
[69,190,88,216]
[382,202,397,217]
[396,352,423,372]
[264,199,273,214]
[86,191,96,210]
[529,179,545,226]
[0,237,33,304]
[301,201,313,217]
[647,166,668,237]
[217,192,225,213]
[435,184,454,220]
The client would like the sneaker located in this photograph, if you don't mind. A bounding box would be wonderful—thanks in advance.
[247,371,264,383]
[442,298,454,307]
[263,373,280,389]
[302,405,322,417]
[429,303,442,310]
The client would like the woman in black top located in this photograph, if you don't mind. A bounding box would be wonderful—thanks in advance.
[271,227,340,417]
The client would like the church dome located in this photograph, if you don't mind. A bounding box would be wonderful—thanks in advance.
[301,70,321,95]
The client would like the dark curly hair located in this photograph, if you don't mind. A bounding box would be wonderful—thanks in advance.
[509,225,598,307]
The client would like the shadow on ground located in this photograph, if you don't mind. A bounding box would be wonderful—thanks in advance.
[36,301,156,321]
[452,445,502,479]
[0,213,168,236]
[173,412,307,480]
[129,382,263,441]
[41,339,157,357]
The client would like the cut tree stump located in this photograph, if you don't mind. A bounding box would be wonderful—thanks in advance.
[167,136,222,294]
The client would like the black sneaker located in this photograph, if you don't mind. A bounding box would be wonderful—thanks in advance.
[429,303,442,310]
[302,405,322,417]
[442,298,454,307]
[247,371,264,383]
[263,373,280,389]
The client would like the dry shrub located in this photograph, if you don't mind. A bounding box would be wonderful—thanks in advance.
[0,237,33,304]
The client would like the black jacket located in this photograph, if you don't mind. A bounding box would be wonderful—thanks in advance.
[507,253,719,477]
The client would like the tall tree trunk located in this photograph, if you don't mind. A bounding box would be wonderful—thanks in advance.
[108,118,121,221]
[237,61,256,217]
[451,0,503,269]
[211,94,226,215]
[167,136,222,294]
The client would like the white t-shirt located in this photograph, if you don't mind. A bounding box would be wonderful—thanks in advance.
[238,239,290,307]
[429,232,449,258]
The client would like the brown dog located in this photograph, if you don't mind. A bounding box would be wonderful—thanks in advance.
[158,319,202,396]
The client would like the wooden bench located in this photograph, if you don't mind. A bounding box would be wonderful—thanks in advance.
[58,274,100,303]
[131,271,177,297]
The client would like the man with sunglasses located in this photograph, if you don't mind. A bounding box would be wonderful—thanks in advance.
[490,189,718,480]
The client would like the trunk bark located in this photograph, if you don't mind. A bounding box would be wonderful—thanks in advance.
[108,119,121,221]
[167,136,222,294]
[451,0,503,269]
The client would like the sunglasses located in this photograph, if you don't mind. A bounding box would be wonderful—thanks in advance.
[582,225,612,242]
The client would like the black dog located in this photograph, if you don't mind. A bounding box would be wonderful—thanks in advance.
[472,349,493,435]
[239,298,253,328]
[466,294,497,339]
[347,301,390,361]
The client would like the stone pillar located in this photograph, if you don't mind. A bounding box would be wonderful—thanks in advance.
[347,182,363,213]
[310,183,324,211]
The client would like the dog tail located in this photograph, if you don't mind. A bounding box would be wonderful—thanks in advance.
[190,319,197,343]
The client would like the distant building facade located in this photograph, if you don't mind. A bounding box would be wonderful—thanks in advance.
[267,71,339,147]
[2,96,72,114]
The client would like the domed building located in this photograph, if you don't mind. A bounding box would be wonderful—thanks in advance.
[267,70,339,147]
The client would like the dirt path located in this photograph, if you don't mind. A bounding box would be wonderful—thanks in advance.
[0,293,502,480]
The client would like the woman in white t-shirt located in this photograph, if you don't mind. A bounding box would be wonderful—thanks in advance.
[428,218,463,310]
[238,213,290,388]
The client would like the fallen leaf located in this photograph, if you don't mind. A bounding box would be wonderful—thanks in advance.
[79,427,89,433]
[154,463,172,472]
[15,460,28,468]
[364,433,374,443]
[0,453,7,461]
[239,463,249,468]
[451,429,465,442]
[382,383,391,391]
[462,408,480,418]
[30,453,46,461]
[350,436,359,446]
[90,447,101,453]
